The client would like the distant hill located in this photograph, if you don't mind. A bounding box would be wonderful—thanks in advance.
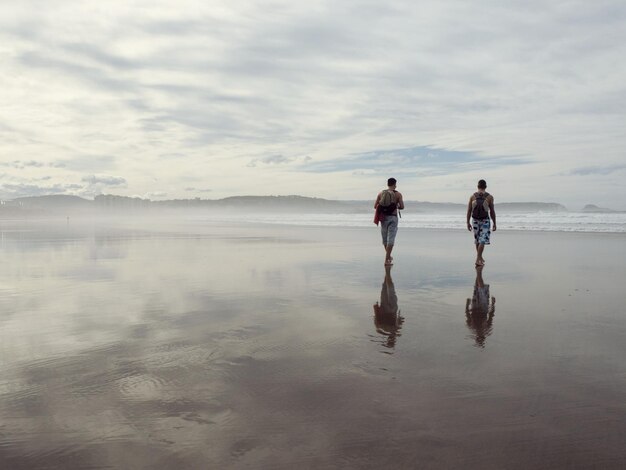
[582,204,615,213]
[404,201,465,212]
[10,195,92,209]
[92,194,351,213]
[2,195,92,216]
[1,194,575,216]
[497,202,567,212]
[214,195,348,212]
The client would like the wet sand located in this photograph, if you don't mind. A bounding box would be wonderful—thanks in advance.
[1,220,625,469]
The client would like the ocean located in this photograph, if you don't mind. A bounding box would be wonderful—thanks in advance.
[202,211,626,233]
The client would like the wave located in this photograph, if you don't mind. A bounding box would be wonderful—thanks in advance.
[205,212,626,233]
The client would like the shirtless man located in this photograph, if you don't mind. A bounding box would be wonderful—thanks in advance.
[466,179,496,266]
[374,178,405,266]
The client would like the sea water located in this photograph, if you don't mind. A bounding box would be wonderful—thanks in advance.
[203,211,626,233]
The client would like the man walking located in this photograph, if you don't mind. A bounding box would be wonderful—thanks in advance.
[466,179,496,266]
[375,178,404,266]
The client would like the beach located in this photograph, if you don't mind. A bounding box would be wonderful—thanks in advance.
[1,219,625,468]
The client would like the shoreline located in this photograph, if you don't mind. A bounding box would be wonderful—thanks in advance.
[2,215,626,237]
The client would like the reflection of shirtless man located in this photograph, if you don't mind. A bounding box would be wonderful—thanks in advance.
[466,179,496,266]
[465,265,495,347]
[373,266,404,349]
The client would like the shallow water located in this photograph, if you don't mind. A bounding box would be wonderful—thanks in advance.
[201,210,626,233]
[1,220,625,468]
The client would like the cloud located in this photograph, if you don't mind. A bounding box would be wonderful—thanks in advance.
[1,0,625,206]
[247,155,295,168]
[351,169,377,176]
[144,191,168,200]
[59,156,116,172]
[248,154,315,168]
[81,175,127,186]
[0,183,82,199]
[302,146,532,176]
[0,160,46,169]
[567,165,626,176]
[184,187,212,193]
[17,50,140,95]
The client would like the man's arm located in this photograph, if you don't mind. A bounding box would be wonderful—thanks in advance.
[466,196,473,231]
[397,192,405,210]
[374,193,381,209]
[489,196,496,231]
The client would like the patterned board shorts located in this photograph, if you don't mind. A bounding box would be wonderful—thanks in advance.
[381,215,398,246]
[472,218,491,245]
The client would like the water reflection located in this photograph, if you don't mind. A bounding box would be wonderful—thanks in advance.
[465,266,495,347]
[373,266,404,350]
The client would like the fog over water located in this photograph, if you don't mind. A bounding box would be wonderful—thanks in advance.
[1,218,625,468]
[3,193,626,233]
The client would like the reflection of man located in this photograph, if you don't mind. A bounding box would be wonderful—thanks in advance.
[373,266,404,349]
[465,266,495,348]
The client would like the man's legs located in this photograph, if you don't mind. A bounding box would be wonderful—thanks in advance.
[381,226,393,266]
[476,243,485,265]
[381,216,398,265]
[381,220,389,259]
[472,218,489,265]
[385,244,394,265]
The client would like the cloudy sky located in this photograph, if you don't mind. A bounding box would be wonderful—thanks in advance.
[1,0,625,208]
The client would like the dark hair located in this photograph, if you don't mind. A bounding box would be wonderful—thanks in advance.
[387,178,397,186]
[477,179,487,189]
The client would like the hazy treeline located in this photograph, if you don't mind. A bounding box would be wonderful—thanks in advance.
[0,194,599,219]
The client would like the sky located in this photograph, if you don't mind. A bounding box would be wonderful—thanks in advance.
[1,0,625,209]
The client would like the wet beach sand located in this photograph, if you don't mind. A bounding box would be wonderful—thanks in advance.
[1,219,625,469]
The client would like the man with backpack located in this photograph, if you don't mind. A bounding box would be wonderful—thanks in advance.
[375,178,405,266]
[466,179,496,266]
